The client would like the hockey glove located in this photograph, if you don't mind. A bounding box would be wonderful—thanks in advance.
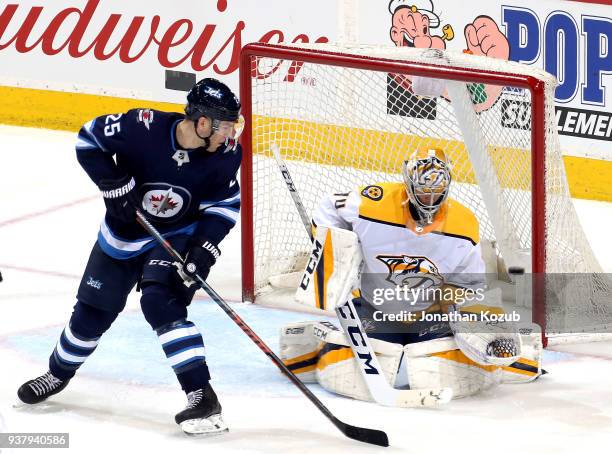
[177,240,220,286]
[99,175,140,223]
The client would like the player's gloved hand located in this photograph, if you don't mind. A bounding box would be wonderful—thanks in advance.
[99,175,140,223]
[177,239,220,286]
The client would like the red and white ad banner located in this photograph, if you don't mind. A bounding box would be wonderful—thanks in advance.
[0,0,334,102]
[0,0,610,159]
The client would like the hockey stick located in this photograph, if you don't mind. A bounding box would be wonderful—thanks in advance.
[134,210,388,447]
[271,143,453,408]
[271,143,313,239]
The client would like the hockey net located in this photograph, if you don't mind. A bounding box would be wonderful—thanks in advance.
[239,42,612,345]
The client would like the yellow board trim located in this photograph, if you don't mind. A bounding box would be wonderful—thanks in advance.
[252,115,611,202]
[0,85,181,132]
[1,85,609,202]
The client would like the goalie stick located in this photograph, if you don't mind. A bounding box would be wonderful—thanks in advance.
[271,143,313,239]
[271,143,453,408]
[134,210,388,447]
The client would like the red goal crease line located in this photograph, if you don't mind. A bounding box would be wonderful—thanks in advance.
[0,264,80,280]
[0,195,98,229]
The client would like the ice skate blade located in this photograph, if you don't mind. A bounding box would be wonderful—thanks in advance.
[13,399,28,409]
[180,413,228,436]
[12,395,43,408]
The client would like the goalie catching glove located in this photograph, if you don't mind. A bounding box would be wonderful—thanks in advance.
[448,289,522,367]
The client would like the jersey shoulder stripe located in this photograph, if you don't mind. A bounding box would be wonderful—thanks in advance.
[356,182,479,244]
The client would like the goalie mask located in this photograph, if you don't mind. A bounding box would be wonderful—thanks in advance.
[402,149,452,226]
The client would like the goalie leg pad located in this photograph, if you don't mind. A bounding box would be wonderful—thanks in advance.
[402,337,503,398]
[279,320,508,402]
[316,341,401,402]
[315,342,402,402]
[279,321,323,383]
[279,320,403,401]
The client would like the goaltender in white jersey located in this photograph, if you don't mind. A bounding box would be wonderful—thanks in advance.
[280,149,544,404]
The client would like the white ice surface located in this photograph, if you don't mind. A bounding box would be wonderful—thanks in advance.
[1,125,612,453]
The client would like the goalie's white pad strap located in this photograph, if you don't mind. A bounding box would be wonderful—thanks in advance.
[294,226,362,311]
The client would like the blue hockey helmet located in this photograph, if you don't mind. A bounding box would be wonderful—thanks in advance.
[185,78,241,122]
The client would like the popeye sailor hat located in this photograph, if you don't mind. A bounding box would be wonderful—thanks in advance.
[388,0,440,28]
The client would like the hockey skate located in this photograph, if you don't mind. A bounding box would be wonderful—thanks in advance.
[175,383,228,436]
[17,371,70,405]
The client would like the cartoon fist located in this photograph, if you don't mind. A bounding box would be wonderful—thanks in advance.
[464,15,510,60]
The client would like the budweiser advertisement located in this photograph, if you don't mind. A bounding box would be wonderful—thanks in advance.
[0,0,333,102]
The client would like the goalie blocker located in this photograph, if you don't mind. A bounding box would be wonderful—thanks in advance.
[282,226,544,404]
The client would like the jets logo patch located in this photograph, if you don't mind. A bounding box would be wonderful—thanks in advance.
[376,255,443,290]
[361,185,383,201]
[140,183,192,223]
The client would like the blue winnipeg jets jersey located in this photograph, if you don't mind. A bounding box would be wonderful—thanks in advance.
[76,108,241,259]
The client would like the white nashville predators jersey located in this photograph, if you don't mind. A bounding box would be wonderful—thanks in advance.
[312,182,486,312]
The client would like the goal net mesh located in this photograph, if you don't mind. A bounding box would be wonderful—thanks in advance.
[243,43,612,340]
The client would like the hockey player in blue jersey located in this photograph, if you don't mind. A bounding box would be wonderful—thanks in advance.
[17,78,242,435]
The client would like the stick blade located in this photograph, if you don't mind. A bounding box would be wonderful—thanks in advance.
[343,424,389,447]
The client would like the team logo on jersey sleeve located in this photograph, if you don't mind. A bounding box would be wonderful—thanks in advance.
[137,109,155,130]
[376,255,443,289]
[141,183,192,223]
[361,185,383,201]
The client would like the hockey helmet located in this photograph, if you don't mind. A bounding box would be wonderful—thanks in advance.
[185,78,243,153]
[185,78,241,122]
